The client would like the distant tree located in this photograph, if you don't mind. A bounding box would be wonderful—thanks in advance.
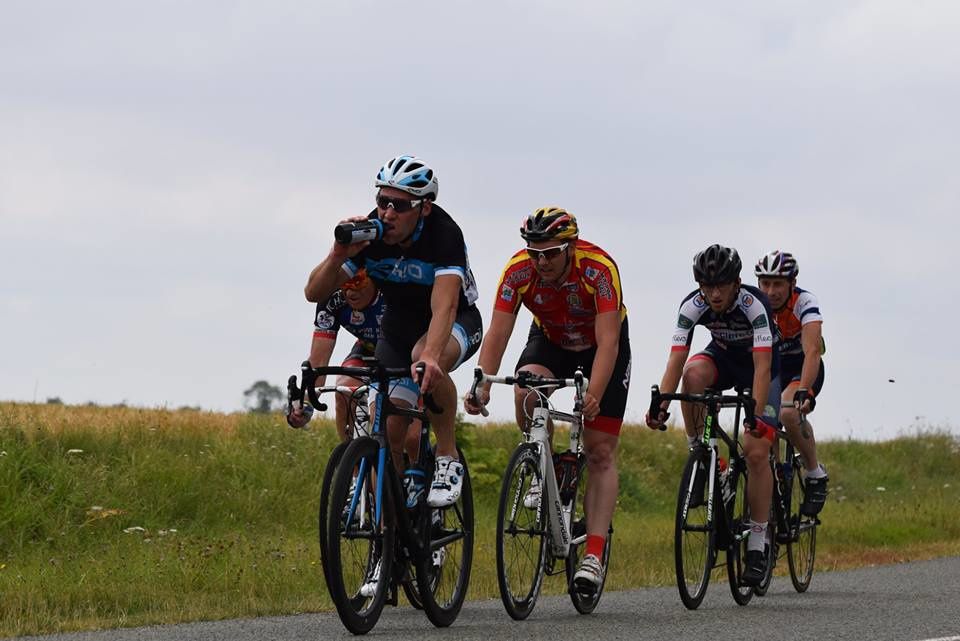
[46,397,63,405]
[243,380,284,413]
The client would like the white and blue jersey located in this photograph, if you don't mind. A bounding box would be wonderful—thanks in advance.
[313,290,386,356]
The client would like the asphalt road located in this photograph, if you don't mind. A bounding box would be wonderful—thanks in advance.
[18,557,960,641]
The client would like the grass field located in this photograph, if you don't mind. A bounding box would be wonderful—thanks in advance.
[1,402,959,637]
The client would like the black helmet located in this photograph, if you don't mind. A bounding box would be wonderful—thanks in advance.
[693,244,742,285]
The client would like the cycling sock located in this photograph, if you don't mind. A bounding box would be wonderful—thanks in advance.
[747,520,767,552]
[585,534,605,559]
[806,464,827,479]
[687,435,698,448]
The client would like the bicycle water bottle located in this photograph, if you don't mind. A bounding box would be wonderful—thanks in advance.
[334,219,391,245]
[403,467,426,509]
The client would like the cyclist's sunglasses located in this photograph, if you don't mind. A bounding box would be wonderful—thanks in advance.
[375,194,423,213]
[526,242,569,261]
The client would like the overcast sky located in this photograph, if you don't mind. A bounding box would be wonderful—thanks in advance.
[2,1,957,440]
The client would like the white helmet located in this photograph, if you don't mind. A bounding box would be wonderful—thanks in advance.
[755,250,799,279]
[375,155,439,200]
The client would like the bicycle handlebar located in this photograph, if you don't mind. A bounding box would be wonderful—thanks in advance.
[647,384,756,431]
[469,367,589,418]
[291,360,442,415]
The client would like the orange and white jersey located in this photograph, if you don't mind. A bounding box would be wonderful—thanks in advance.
[773,287,823,360]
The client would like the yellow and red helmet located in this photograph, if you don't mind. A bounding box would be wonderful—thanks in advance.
[520,207,579,242]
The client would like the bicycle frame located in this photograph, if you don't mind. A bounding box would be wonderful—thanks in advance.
[472,368,588,559]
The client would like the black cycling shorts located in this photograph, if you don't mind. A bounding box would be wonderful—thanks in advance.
[375,304,483,373]
[690,341,782,425]
[779,358,825,397]
[515,317,631,435]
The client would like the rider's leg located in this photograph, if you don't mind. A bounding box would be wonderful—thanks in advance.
[680,356,717,443]
[513,364,556,439]
[780,381,820,472]
[583,428,618,545]
[334,373,362,442]
[411,334,463,459]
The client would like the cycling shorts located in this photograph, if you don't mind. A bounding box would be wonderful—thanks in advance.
[372,305,483,406]
[689,341,781,435]
[516,317,631,436]
[779,358,825,397]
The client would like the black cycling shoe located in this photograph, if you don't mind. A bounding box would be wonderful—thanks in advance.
[801,474,829,517]
[741,550,767,587]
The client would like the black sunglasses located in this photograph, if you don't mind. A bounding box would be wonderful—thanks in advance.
[375,194,423,213]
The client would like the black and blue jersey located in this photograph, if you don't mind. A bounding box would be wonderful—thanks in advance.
[343,205,480,347]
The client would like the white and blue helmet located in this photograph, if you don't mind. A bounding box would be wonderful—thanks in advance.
[375,155,439,200]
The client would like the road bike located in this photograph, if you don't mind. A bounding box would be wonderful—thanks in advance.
[648,385,760,609]
[471,368,611,619]
[293,360,473,634]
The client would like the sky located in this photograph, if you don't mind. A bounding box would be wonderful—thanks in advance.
[2,0,958,440]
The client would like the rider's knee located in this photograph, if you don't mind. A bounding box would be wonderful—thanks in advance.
[780,405,801,427]
[586,441,616,472]
[681,366,711,392]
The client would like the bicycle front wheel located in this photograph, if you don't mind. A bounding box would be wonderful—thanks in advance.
[564,452,612,615]
[726,461,754,606]
[675,449,715,610]
[787,458,817,592]
[319,441,349,589]
[326,437,395,635]
[496,443,548,620]
[416,447,474,628]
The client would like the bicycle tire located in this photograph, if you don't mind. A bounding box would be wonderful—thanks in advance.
[319,441,349,589]
[496,443,548,620]
[565,452,612,614]
[787,457,817,592]
[726,462,755,606]
[326,436,395,635]
[416,446,474,628]
[674,449,715,610]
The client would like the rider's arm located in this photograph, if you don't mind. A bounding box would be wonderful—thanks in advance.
[750,348,772,424]
[659,348,688,395]
[586,310,621,402]
[308,335,336,389]
[476,309,519,383]
[305,252,352,303]
[798,321,823,391]
[419,273,461,368]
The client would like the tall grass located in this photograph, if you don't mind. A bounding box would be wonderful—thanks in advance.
[1,402,958,637]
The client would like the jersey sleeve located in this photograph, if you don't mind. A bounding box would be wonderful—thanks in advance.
[794,290,823,325]
[579,253,624,315]
[493,251,533,314]
[671,290,705,351]
[432,220,469,283]
[739,292,775,352]
[312,295,343,340]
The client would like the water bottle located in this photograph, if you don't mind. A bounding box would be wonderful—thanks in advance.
[403,467,426,509]
[334,219,391,245]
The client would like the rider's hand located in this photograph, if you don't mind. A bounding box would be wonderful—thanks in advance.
[581,392,601,421]
[463,386,490,415]
[743,415,774,440]
[793,388,816,414]
[285,401,314,429]
[414,357,444,395]
[646,405,670,430]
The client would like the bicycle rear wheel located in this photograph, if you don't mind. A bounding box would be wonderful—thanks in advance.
[326,437,395,635]
[675,448,715,610]
[416,447,474,627]
[319,441,349,589]
[726,461,755,606]
[497,443,548,620]
[787,457,817,592]
[564,452,612,615]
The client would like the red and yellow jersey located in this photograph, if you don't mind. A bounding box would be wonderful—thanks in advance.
[493,239,627,349]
